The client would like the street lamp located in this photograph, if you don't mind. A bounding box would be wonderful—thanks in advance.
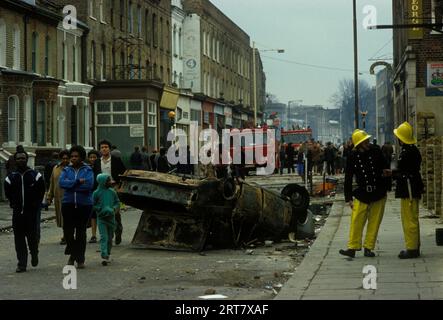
[370,61,393,143]
[353,0,359,129]
[252,42,285,127]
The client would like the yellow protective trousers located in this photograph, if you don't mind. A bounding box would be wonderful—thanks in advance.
[400,199,420,250]
[348,197,387,250]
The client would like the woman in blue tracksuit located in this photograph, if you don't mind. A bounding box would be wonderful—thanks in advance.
[59,145,94,269]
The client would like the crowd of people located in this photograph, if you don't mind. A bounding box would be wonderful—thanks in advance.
[278,138,395,179]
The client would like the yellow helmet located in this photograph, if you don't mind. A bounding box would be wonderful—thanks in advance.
[394,122,416,144]
[352,129,371,148]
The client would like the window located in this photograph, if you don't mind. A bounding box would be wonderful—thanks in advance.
[147,101,157,150]
[101,45,106,80]
[91,41,96,79]
[160,65,163,81]
[70,105,77,145]
[203,31,206,56]
[36,100,46,146]
[148,101,157,127]
[110,0,114,27]
[89,0,96,18]
[13,25,20,70]
[120,0,124,31]
[173,24,177,55]
[24,96,31,144]
[45,36,49,76]
[62,42,66,79]
[173,71,177,84]
[8,96,18,142]
[145,10,150,44]
[217,40,220,62]
[152,14,157,47]
[137,5,142,37]
[0,19,5,67]
[73,45,77,81]
[128,1,133,34]
[31,32,38,73]
[431,0,443,32]
[178,28,182,57]
[191,109,201,125]
[96,100,144,126]
[166,21,170,52]
[179,73,183,88]
[160,17,163,50]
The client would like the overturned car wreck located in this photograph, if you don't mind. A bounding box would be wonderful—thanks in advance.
[117,170,310,251]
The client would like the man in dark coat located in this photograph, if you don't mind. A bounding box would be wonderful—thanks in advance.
[385,122,424,259]
[339,129,390,258]
[4,148,45,272]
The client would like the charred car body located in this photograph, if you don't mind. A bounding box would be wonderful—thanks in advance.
[117,170,310,251]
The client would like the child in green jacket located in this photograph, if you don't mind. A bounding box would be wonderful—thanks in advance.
[93,173,120,266]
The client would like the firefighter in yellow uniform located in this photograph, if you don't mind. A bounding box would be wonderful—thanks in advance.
[388,122,424,259]
[339,129,390,258]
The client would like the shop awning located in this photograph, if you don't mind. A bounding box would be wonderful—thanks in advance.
[160,87,179,110]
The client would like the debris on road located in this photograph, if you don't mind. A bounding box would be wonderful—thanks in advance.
[198,294,228,300]
[204,288,216,295]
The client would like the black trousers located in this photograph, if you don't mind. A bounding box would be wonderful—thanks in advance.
[115,210,123,237]
[12,212,40,269]
[326,161,335,175]
[62,204,92,264]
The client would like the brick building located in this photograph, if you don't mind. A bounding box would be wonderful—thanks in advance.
[0,0,62,152]
[392,0,443,139]
[55,0,174,157]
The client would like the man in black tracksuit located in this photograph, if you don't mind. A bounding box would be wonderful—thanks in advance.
[4,149,45,272]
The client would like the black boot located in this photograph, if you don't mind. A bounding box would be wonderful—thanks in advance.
[339,249,356,258]
[398,249,420,259]
[364,248,375,257]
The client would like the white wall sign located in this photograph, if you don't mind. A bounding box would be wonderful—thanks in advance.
[130,126,144,137]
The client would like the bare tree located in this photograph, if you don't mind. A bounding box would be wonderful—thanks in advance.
[330,79,376,142]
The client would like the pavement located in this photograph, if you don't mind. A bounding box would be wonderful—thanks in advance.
[276,193,443,300]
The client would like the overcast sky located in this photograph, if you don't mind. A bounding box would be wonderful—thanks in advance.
[211,0,393,107]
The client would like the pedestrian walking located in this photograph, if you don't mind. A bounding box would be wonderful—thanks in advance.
[93,173,120,266]
[110,145,122,158]
[381,141,394,168]
[60,145,95,268]
[130,146,143,170]
[46,149,70,245]
[286,143,295,174]
[339,129,390,258]
[44,152,59,191]
[150,150,158,172]
[4,147,45,273]
[279,145,286,175]
[324,142,336,176]
[93,140,126,245]
[157,148,170,173]
[141,146,151,171]
[297,144,305,182]
[87,149,101,244]
[386,122,424,259]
